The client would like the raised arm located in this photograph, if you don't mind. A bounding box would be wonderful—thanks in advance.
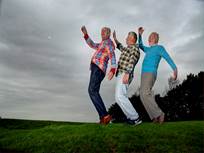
[81,26,100,50]
[138,27,148,52]
[160,46,178,80]
[113,30,125,51]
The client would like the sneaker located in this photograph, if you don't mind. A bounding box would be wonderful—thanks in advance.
[152,118,158,123]
[126,118,142,125]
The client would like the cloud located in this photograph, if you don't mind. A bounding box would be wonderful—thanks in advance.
[0,0,203,122]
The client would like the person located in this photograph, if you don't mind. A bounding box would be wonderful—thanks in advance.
[81,26,116,125]
[138,27,178,124]
[113,30,142,125]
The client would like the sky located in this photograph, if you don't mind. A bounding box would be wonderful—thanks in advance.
[0,0,203,122]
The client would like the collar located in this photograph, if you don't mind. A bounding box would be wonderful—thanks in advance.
[150,43,158,47]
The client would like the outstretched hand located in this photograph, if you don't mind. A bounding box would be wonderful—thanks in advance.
[138,27,144,35]
[123,73,129,84]
[81,26,88,35]
[172,69,178,80]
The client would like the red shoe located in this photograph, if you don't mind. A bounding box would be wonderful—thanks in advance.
[100,115,112,125]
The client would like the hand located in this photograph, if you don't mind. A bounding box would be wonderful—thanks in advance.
[81,25,88,35]
[108,71,114,80]
[123,73,129,84]
[113,30,116,40]
[138,27,144,35]
[172,69,178,80]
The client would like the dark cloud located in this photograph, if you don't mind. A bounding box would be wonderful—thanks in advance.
[0,0,203,122]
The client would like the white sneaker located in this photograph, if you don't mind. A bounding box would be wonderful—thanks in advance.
[127,118,142,125]
[134,118,142,125]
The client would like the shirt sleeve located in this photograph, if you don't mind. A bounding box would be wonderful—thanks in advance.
[138,35,148,52]
[84,34,100,50]
[126,47,140,74]
[116,43,126,52]
[160,46,177,71]
[107,42,117,74]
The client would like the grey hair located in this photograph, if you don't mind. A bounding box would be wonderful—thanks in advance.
[102,27,111,36]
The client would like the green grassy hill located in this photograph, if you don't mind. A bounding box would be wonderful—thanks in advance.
[0,119,203,153]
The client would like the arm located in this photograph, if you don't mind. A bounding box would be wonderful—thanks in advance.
[160,46,178,80]
[138,34,148,52]
[81,26,100,50]
[113,30,125,52]
[107,41,117,80]
[85,35,100,50]
[116,43,126,52]
[138,27,148,52]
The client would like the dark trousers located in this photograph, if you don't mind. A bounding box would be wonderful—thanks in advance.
[88,63,108,119]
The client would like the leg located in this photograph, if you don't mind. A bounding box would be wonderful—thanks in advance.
[88,63,108,119]
[140,73,164,120]
[115,73,139,120]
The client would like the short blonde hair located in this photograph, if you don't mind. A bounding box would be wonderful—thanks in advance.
[150,32,159,43]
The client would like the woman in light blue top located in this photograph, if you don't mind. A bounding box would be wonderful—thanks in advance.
[138,27,178,124]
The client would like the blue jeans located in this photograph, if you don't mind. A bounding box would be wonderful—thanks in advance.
[88,63,108,119]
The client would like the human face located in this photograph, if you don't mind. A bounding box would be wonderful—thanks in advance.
[148,33,157,46]
[126,34,135,46]
[101,28,109,40]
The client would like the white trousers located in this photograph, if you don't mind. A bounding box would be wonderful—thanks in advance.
[115,73,139,120]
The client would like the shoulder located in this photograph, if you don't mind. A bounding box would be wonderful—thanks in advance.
[134,44,140,52]
[153,45,165,53]
[157,45,165,50]
[135,44,140,50]
[131,44,140,55]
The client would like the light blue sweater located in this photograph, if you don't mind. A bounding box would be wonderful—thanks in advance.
[139,35,177,75]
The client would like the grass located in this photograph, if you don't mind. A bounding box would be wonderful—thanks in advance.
[0,119,203,153]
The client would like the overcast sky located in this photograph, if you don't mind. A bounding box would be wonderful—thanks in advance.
[0,0,203,122]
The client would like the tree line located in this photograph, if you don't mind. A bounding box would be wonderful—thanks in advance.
[108,72,204,122]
